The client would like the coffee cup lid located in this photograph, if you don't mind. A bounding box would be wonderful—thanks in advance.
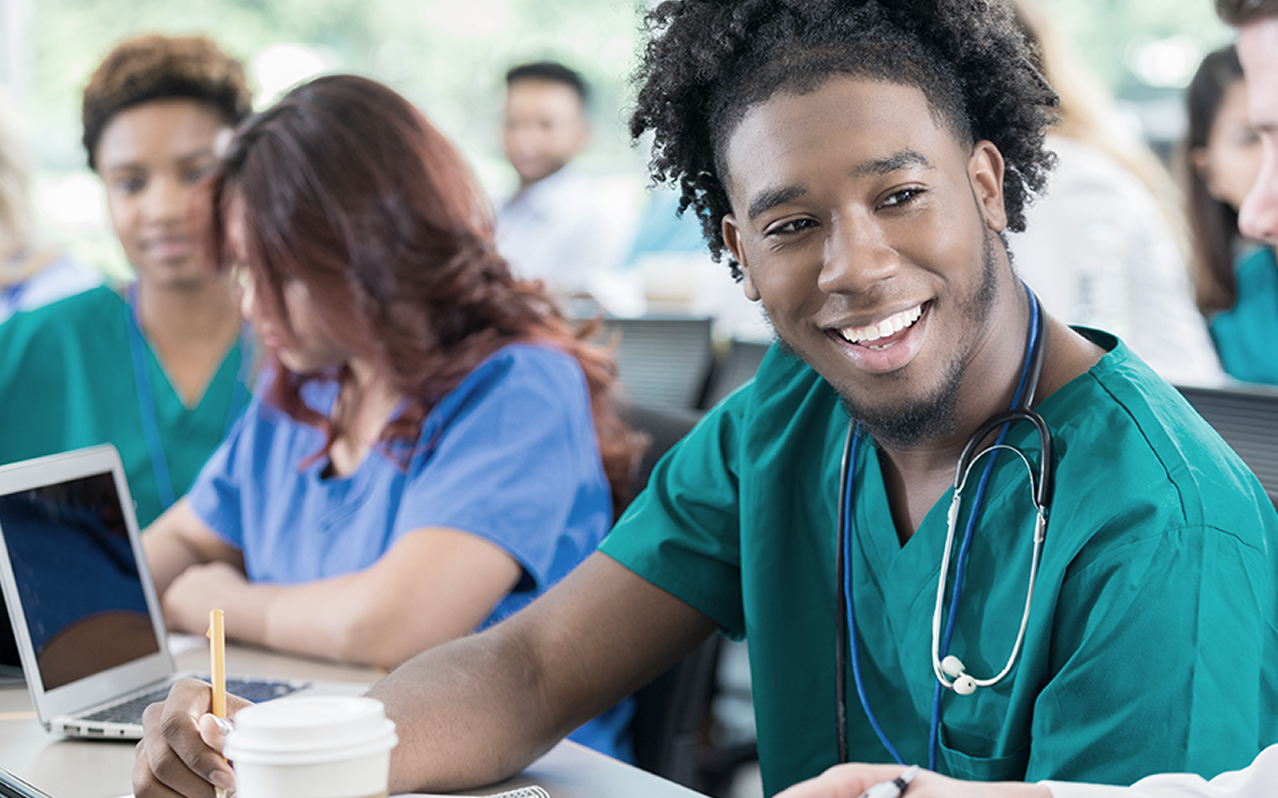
[223,696,398,765]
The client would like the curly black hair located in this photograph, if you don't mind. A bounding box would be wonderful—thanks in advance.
[82,34,252,171]
[629,0,1058,278]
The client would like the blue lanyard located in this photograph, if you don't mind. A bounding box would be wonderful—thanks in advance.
[2,281,28,317]
[124,282,252,511]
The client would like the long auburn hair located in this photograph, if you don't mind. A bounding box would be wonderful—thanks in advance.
[1182,45,1246,315]
[205,74,645,508]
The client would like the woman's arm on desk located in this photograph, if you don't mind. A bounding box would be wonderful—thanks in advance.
[143,500,244,596]
[153,521,523,670]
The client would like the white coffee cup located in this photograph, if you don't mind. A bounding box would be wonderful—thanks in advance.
[223,695,398,798]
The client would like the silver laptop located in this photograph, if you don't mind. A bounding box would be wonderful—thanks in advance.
[0,444,353,738]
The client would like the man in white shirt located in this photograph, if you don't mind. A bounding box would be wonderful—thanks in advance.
[495,61,629,300]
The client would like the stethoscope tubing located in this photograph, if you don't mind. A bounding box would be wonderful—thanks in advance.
[836,284,1052,768]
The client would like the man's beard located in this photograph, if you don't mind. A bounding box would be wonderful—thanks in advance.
[764,233,1002,449]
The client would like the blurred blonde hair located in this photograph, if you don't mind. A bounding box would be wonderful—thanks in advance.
[1012,0,1189,258]
[0,84,33,263]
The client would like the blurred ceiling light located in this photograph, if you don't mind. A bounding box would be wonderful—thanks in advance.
[251,43,329,104]
[1127,35,1202,88]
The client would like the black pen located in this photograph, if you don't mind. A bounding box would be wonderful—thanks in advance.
[854,765,921,798]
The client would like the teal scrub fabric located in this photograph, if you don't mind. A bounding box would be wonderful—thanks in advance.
[1210,246,1278,385]
[600,330,1278,795]
[0,285,250,526]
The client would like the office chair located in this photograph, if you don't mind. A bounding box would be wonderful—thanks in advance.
[631,634,723,790]
[699,339,770,410]
[1177,382,1278,508]
[614,401,725,790]
[601,317,716,411]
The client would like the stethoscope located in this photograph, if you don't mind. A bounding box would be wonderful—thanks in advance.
[124,282,253,511]
[834,283,1055,770]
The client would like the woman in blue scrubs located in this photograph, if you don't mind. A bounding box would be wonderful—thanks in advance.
[140,74,645,760]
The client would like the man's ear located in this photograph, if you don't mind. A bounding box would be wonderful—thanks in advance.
[722,214,760,301]
[969,140,1008,233]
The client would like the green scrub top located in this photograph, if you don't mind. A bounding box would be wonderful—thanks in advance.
[601,330,1278,795]
[0,284,251,526]
[1210,245,1278,385]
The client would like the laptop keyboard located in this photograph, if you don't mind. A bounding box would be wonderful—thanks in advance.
[82,678,304,724]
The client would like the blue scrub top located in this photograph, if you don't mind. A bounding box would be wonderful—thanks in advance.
[186,342,632,759]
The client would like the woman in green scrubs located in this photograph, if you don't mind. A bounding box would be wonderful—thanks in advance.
[0,34,253,526]
[1185,45,1277,384]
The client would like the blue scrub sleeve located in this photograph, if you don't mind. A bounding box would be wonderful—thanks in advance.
[182,400,257,550]
[390,346,610,592]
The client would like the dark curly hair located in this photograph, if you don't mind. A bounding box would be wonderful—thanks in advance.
[629,0,1058,278]
[82,34,252,171]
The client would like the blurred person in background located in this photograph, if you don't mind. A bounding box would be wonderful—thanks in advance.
[0,84,102,321]
[0,34,254,527]
[1184,44,1274,384]
[1008,0,1224,385]
[495,60,632,308]
[140,73,643,761]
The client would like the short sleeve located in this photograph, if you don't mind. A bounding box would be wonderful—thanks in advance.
[182,399,257,551]
[392,345,610,591]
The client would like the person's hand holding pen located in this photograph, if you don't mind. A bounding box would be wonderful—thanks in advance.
[774,763,1052,798]
[132,610,255,798]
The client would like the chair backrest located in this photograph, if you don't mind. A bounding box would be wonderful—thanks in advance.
[630,634,723,790]
[617,402,704,516]
[601,317,716,411]
[700,339,770,410]
[614,401,720,789]
[1177,382,1278,508]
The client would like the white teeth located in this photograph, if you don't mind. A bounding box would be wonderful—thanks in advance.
[838,305,923,345]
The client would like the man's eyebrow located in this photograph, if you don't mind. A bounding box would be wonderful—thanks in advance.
[852,150,933,178]
[744,150,936,221]
[747,185,808,222]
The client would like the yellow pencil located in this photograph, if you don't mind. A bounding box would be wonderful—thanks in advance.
[207,609,228,798]
[207,609,226,719]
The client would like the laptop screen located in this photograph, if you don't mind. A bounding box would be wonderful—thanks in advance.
[0,471,158,691]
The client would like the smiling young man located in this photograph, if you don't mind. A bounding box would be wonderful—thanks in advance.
[134,2,1278,797]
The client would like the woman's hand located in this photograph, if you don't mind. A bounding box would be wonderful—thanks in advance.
[774,763,1053,798]
[132,678,254,798]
